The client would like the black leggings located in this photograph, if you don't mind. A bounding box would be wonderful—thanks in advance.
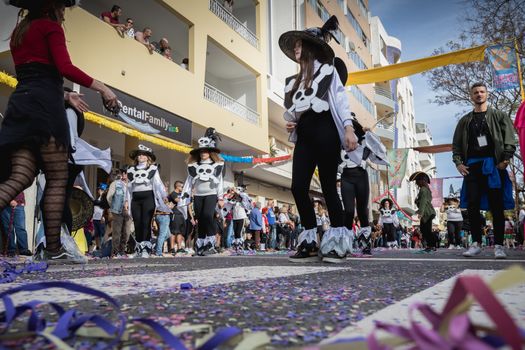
[233,219,244,239]
[131,190,155,242]
[421,218,434,248]
[341,167,369,230]
[465,162,505,245]
[291,111,343,230]
[63,164,83,233]
[382,222,395,242]
[193,195,217,239]
[447,221,463,246]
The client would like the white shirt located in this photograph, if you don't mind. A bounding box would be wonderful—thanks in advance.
[278,212,290,225]
[446,207,463,222]
[93,196,104,221]
[233,203,247,220]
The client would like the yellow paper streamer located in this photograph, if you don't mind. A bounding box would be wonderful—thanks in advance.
[0,71,192,154]
[346,44,487,85]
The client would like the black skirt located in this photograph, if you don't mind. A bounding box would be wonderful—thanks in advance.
[0,63,70,181]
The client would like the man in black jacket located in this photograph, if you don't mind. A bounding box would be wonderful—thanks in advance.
[452,82,516,259]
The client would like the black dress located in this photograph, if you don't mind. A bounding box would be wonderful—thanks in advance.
[0,62,70,181]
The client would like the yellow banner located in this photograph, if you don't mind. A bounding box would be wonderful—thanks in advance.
[346,44,487,85]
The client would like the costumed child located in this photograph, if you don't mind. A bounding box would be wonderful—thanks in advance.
[440,197,463,249]
[127,144,171,257]
[279,15,359,263]
[179,128,225,256]
[339,117,388,255]
[378,198,399,249]
[410,171,436,253]
[222,185,252,253]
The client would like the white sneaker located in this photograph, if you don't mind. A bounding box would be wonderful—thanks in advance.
[463,242,481,257]
[494,245,507,259]
[448,245,455,249]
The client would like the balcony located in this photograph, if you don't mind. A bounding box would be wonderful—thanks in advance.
[204,83,259,124]
[204,39,259,125]
[418,152,433,167]
[374,122,395,141]
[209,0,259,49]
[374,86,395,112]
[416,132,432,146]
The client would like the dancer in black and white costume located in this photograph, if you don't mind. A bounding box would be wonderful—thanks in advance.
[279,16,358,263]
[221,186,252,252]
[127,145,171,257]
[378,198,399,248]
[179,128,225,256]
[339,120,389,255]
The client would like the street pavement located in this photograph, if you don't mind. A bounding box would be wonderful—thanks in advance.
[1,247,525,349]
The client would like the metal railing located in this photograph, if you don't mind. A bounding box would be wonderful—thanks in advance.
[374,86,394,99]
[209,0,259,48]
[204,83,259,124]
[376,122,395,132]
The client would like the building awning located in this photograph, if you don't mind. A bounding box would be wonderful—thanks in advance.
[413,144,452,154]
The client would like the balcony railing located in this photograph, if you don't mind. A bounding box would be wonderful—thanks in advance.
[209,0,259,49]
[374,86,393,99]
[204,83,259,124]
[376,122,395,132]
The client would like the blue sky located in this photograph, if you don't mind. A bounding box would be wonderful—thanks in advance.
[368,0,472,194]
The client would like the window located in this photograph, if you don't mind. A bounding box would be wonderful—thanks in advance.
[354,0,368,18]
[345,8,369,47]
[347,50,367,70]
[349,85,374,115]
[380,36,387,58]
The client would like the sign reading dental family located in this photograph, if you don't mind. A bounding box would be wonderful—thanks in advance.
[80,85,192,145]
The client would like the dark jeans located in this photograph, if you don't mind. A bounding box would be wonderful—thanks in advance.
[421,218,434,248]
[447,221,463,246]
[93,220,105,240]
[291,111,343,230]
[233,219,244,239]
[1,206,29,253]
[465,162,505,245]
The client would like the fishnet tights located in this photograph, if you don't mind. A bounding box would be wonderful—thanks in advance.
[0,139,69,253]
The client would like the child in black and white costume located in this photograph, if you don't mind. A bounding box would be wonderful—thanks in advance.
[222,186,252,252]
[179,128,225,256]
[378,198,399,249]
[127,145,171,257]
[339,120,389,255]
[279,15,359,263]
[441,197,463,249]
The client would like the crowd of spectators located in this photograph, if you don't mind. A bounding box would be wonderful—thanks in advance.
[99,5,189,69]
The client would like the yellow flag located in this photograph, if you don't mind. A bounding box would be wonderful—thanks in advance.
[347,45,487,85]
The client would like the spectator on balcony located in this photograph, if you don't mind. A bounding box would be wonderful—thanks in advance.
[181,58,189,70]
[224,0,234,13]
[101,5,125,34]
[135,27,155,53]
[153,38,172,60]
[123,18,135,38]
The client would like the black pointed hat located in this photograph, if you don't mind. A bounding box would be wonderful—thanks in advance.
[190,128,221,156]
[279,15,340,63]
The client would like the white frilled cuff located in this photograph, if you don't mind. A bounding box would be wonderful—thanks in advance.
[297,228,318,247]
[357,226,371,239]
[233,237,244,245]
[320,226,353,256]
[196,236,217,248]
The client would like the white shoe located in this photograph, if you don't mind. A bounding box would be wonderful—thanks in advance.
[448,245,455,249]
[494,245,507,259]
[463,242,481,257]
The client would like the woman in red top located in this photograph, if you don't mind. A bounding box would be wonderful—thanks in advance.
[0,0,117,262]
